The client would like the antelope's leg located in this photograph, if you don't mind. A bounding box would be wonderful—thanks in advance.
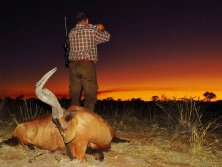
[86,148,104,161]
[70,138,88,161]
[94,149,104,161]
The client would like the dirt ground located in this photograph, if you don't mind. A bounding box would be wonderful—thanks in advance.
[0,120,222,167]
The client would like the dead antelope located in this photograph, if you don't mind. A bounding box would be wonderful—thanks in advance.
[5,67,128,161]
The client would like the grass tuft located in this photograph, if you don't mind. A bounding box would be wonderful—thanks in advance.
[7,99,47,125]
[154,99,222,165]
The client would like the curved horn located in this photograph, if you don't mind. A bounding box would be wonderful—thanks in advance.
[35,67,64,119]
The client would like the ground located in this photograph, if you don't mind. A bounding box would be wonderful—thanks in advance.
[0,119,222,167]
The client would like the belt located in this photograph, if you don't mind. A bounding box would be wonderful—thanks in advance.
[73,59,94,62]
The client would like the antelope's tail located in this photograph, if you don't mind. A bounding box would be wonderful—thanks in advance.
[1,137,20,146]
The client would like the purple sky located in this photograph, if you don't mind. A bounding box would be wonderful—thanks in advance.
[1,0,222,100]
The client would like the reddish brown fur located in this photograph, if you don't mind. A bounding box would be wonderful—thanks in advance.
[13,105,115,161]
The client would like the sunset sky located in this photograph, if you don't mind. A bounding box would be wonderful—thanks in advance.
[1,0,222,101]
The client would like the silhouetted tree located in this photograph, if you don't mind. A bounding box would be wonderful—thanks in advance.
[151,96,159,101]
[160,95,169,101]
[15,95,24,100]
[203,91,216,102]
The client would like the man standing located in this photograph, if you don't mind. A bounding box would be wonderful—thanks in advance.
[68,11,110,111]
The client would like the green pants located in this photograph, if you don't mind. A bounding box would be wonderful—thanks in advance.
[69,61,98,111]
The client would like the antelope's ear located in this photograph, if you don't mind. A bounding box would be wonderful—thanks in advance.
[63,117,78,143]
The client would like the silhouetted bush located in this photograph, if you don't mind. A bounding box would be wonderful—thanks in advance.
[0,97,221,127]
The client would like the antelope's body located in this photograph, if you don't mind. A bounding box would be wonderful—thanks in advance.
[13,105,115,160]
[8,67,127,161]
[14,114,64,151]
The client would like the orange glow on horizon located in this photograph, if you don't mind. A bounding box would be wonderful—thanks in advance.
[1,1,222,104]
[1,85,221,101]
[1,52,222,101]
[97,89,222,101]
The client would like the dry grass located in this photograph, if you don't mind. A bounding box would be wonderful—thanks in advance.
[7,99,46,125]
[154,100,222,166]
[1,122,221,167]
[0,99,222,166]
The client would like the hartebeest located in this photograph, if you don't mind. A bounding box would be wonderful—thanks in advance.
[6,67,128,161]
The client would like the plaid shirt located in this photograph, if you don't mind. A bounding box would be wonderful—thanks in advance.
[68,24,110,62]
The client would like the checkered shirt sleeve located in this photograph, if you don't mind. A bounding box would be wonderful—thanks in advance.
[68,24,110,62]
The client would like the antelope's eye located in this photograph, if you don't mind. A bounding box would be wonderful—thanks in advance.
[65,113,75,122]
